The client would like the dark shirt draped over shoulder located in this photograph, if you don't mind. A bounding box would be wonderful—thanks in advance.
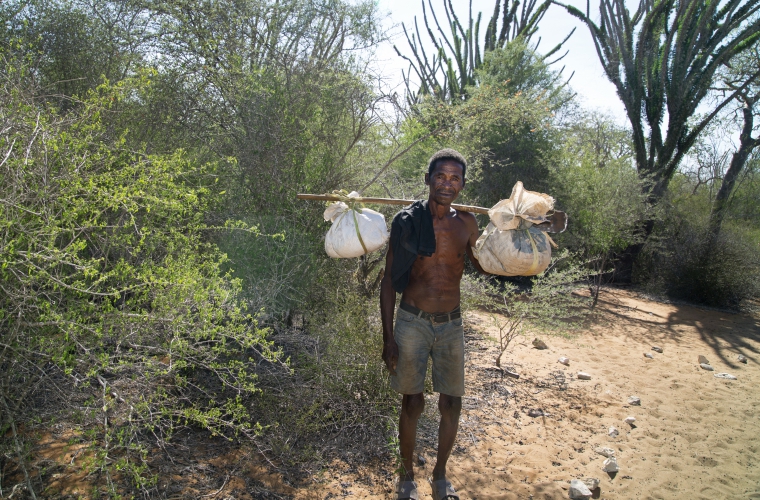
[390,200,436,293]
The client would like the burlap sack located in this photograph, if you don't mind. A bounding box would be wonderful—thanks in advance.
[474,182,554,276]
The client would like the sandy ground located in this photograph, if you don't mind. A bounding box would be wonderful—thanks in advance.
[21,288,760,499]
[298,288,760,500]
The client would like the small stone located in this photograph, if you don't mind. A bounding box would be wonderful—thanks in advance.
[700,363,714,371]
[608,426,619,438]
[698,355,709,365]
[504,369,520,379]
[652,346,663,353]
[644,353,654,359]
[577,372,591,380]
[594,447,615,458]
[417,454,426,466]
[602,456,620,473]
[558,357,570,366]
[738,355,748,364]
[533,338,549,350]
[568,479,592,499]
[528,409,544,417]
[714,372,737,380]
[627,396,641,406]
[624,416,636,425]
[583,478,600,491]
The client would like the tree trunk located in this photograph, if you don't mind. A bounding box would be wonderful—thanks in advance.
[708,101,759,245]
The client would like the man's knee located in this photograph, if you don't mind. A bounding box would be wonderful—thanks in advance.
[438,394,461,417]
[402,393,425,419]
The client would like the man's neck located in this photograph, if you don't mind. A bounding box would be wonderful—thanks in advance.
[427,198,452,220]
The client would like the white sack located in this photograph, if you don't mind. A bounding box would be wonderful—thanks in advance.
[474,181,554,276]
[488,181,554,230]
[474,223,552,276]
[324,195,389,258]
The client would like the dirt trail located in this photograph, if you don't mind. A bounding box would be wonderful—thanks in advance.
[20,289,760,499]
[301,289,760,500]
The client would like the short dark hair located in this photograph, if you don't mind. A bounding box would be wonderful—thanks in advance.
[427,148,467,179]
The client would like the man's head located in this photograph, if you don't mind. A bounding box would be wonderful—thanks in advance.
[427,148,467,179]
[425,148,467,206]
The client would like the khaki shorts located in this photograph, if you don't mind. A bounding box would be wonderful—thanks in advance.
[389,305,465,397]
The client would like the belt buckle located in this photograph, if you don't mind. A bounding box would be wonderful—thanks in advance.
[430,313,449,325]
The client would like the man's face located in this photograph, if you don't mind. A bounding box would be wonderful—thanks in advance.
[425,159,465,205]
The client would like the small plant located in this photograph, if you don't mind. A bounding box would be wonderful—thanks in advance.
[473,251,590,368]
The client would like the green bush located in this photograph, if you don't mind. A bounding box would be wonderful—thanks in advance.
[0,60,279,495]
[550,112,653,304]
[638,209,760,309]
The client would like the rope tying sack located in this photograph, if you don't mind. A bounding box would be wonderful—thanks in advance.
[323,191,388,258]
[473,182,555,276]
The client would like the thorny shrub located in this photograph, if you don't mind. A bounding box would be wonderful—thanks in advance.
[0,58,280,496]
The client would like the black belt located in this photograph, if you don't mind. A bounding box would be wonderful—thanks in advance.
[400,302,461,324]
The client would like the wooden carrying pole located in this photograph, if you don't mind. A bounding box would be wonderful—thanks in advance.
[296,193,489,215]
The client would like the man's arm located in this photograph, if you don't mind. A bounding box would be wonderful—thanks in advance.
[463,212,488,274]
[380,238,398,375]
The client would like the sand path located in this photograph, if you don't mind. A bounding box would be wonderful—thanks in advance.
[303,289,760,500]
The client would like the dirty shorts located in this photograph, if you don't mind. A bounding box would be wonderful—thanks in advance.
[389,303,465,397]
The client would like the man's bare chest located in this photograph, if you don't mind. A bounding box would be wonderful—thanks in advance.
[416,218,471,266]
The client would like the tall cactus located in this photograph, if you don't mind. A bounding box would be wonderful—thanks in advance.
[394,0,574,103]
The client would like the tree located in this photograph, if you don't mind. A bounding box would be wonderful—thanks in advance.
[708,45,760,241]
[394,0,574,103]
[551,112,652,305]
[553,0,760,206]
[2,0,155,109]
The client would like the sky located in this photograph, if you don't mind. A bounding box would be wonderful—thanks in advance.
[372,0,629,124]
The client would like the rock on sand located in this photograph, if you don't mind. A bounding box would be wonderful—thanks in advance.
[569,479,592,499]
[602,456,620,473]
[594,447,615,458]
[583,478,600,491]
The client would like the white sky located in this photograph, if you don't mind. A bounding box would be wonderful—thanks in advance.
[372,0,628,124]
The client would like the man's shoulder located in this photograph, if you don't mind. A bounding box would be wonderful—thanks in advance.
[454,209,478,227]
[454,209,477,221]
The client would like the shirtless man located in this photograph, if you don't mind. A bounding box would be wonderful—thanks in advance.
[380,149,484,500]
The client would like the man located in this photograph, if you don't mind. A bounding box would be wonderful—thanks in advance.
[380,149,485,500]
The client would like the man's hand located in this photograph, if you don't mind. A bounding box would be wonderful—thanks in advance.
[382,339,399,376]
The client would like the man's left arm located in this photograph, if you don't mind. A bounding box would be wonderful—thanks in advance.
[463,212,488,274]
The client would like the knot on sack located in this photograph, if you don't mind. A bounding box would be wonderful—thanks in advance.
[323,190,368,254]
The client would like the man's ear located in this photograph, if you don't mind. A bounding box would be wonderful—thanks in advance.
[424,173,430,185]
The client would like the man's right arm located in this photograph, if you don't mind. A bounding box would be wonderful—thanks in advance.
[380,237,398,375]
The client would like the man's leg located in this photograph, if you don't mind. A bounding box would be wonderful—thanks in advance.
[399,392,425,481]
[432,393,461,481]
